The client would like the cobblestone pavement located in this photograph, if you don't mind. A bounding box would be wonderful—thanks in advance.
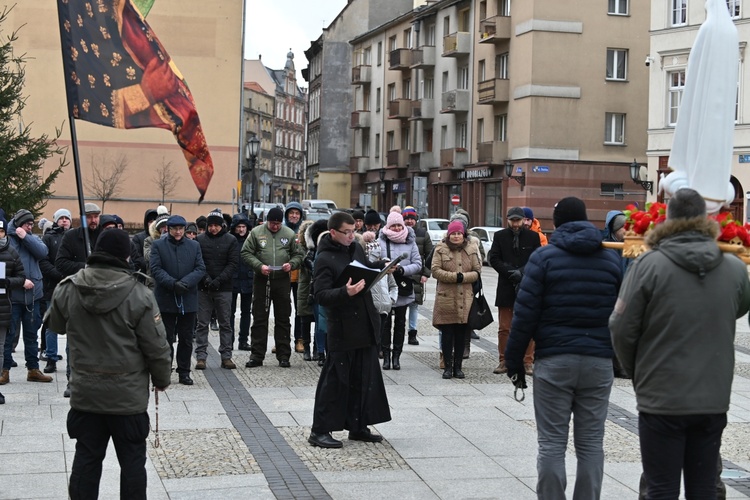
[2,272,750,498]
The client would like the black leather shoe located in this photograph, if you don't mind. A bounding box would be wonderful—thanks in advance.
[348,428,383,443]
[245,359,263,368]
[238,343,251,351]
[279,359,291,368]
[308,431,342,448]
[453,368,465,379]
[43,360,56,373]
[179,376,194,386]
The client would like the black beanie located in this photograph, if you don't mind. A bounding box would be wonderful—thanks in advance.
[94,229,131,262]
[364,209,381,225]
[266,207,284,222]
[553,197,588,227]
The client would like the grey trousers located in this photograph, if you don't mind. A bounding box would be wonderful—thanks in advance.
[194,290,233,361]
[533,354,614,500]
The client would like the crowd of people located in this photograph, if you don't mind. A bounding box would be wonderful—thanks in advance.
[1,189,746,498]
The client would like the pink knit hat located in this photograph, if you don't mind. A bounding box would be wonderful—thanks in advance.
[386,212,405,228]
[447,220,465,235]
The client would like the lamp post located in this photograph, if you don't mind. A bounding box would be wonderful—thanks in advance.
[295,170,302,201]
[244,136,260,214]
[379,168,386,211]
[629,159,653,194]
[504,160,526,190]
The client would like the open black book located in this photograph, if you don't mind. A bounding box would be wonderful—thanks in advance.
[333,256,404,293]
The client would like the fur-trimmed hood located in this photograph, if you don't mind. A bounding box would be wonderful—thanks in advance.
[302,219,328,250]
[644,216,723,276]
[297,220,314,249]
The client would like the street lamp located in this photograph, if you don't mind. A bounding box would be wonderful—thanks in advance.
[504,160,525,190]
[629,159,653,194]
[379,168,386,210]
[245,136,260,214]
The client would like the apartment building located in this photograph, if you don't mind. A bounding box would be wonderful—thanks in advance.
[243,82,275,208]
[647,0,749,221]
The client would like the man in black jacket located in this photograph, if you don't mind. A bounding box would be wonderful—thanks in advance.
[308,212,391,448]
[230,213,253,351]
[56,203,101,279]
[194,209,239,370]
[487,206,540,375]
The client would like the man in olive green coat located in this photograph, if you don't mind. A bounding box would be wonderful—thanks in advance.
[46,229,171,499]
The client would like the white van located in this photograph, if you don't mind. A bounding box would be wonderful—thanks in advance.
[302,199,338,210]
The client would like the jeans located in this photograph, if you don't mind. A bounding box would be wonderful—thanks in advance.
[382,305,408,354]
[195,290,233,360]
[67,408,149,500]
[161,312,195,376]
[313,303,326,354]
[408,302,419,331]
[231,291,252,346]
[533,354,614,500]
[4,301,41,370]
[639,412,727,500]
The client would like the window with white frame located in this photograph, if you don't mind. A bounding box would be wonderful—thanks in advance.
[388,83,396,101]
[375,133,381,157]
[403,28,412,49]
[728,0,740,18]
[442,71,449,91]
[377,42,382,66]
[668,70,686,126]
[363,47,371,65]
[496,53,509,79]
[608,0,628,15]
[495,114,508,141]
[387,131,395,150]
[426,24,436,45]
[388,35,397,51]
[376,87,381,112]
[362,133,370,156]
[606,49,628,80]
[458,65,469,90]
[456,121,468,149]
[671,0,687,26]
[604,113,626,144]
[441,125,448,149]
[423,77,434,99]
[403,78,411,99]
[478,60,486,82]
[477,118,484,144]
[500,0,511,16]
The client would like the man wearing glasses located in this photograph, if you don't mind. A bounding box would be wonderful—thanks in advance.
[241,207,304,368]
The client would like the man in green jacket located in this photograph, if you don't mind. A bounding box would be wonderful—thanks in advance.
[241,207,304,368]
[46,229,171,499]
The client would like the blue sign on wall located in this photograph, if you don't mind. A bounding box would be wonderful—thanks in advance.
[532,165,550,173]
[740,155,750,163]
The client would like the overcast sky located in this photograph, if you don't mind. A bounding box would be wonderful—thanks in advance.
[244,0,348,85]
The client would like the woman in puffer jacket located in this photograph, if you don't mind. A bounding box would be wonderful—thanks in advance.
[378,212,422,370]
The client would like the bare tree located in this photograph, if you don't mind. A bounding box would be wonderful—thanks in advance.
[151,157,180,204]
[85,151,129,213]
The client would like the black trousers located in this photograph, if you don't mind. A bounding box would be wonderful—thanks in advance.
[440,323,468,364]
[639,412,727,500]
[250,277,292,361]
[381,305,407,354]
[67,408,150,500]
[231,291,253,346]
[161,311,195,376]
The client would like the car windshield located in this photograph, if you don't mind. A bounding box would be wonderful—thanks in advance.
[429,221,449,230]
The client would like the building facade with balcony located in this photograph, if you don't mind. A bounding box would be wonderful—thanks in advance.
[646,0,749,222]
[243,83,275,210]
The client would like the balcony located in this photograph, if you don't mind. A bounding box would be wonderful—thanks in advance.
[477,78,510,105]
[479,16,512,44]
[350,111,371,128]
[410,46,435,68]
[410,99,435,120]
[388,48,412,70]
[351,65,371,84]
[388,99,412,119]
[386,149,410,168]
[349,156,369,173]
[477,142,494,163]
[440,148,469,169]
[442,32,471,57]
[440,90,470,113]
[410,152,435,172]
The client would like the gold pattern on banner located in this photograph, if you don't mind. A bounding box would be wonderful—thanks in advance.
[71,71,81,85]
[103,74,111,87]
[100,26,110,40]
[158,50,164,61]
[82,99,90,112]
[146,30,153,42]
[72,104,78,117]
[111,52,121,66]
[62,0,69,5]
[100,103,109,117]
[80,39,88,53]
[126,66,136,80]
[91,43,100,58]
[76,14,83,27]
[71,47,78,62]
[97,0,107,13]
[85,3,93,17]
[88,74,96,88]
[64,20,71,32]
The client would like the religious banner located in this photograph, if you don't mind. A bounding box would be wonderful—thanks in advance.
[57,0,214,200]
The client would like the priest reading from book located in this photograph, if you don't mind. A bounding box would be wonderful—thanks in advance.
[308,211,394,448]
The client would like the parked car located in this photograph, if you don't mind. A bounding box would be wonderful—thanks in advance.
[302,199,337,210]
[417,218,450,245]
[305,208,332,221]
[470,226,503,265]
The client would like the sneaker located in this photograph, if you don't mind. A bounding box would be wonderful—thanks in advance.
[0,369,9,385]
[295,339,305,353]
[43,360,57,373]
[63,384,71,398]
[493,361,507,374]
[27,369,53,383]
[221,359,236,369]
[524,363,534,376]
[195,359,207,370]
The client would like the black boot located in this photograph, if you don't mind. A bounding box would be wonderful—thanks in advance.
[442,352,452,379]
[303,345,312,361]
[317,352,326,367]
[392,351,401,370]
[407,329,419,345]
[453,355,465,379]
[43,360,57,373]
[382,348,391,370]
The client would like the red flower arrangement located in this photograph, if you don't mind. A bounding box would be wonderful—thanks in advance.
[623,202,667,235]
[713,212,750,246]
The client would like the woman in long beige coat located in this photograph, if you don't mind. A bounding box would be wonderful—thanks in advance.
[431,220,482,379]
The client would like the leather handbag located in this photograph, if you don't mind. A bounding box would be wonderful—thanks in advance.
[468,277,494,330]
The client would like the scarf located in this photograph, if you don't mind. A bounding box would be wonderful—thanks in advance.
[381,226,408,244]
